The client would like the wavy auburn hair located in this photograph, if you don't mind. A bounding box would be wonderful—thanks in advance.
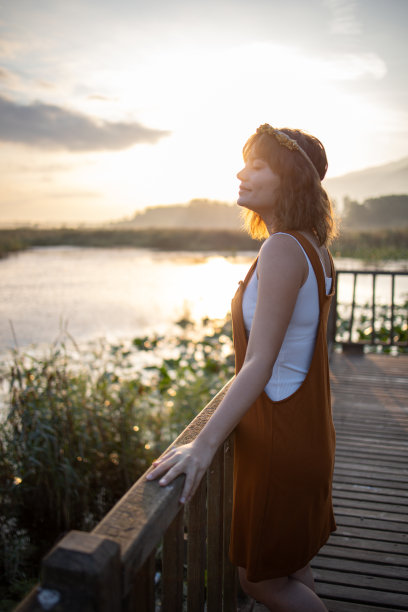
[242,128,337,246]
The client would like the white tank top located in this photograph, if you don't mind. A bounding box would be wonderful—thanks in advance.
[242,233,332,401]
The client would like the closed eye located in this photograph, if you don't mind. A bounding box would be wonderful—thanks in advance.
[251,159,266,170]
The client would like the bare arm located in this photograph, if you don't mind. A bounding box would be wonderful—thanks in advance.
[147,234,308,502]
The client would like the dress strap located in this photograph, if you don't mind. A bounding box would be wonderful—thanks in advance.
[276,231,335,304]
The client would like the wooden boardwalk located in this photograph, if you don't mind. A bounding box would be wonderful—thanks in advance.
[255,352,408,612]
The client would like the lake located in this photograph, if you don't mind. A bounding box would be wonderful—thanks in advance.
[1,247,407,358]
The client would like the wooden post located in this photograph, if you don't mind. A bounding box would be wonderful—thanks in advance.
[207,445,224,612]
[327,287,337,355]
[348,272,358,342]
[222,436,237,612]
[390,273,396,345]
[371,273,377,345]
[162,508,185,612]
[187,477,207,611]
[125,550,156,612]
[39,530,121,612]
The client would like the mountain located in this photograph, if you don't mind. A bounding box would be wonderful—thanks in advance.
[117,199,242,230]
[323,156,408,206]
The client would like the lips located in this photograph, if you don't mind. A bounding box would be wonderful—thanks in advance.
[239,185,251,193]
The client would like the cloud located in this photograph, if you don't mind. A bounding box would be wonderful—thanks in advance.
[47,190,102,199]
[87,94,117,101]
[0,38,22,59]
[324,53,387,80]
[324,0,361,35]
[0,66,21,88]
[0,95,171,152]
[36,80,56,89]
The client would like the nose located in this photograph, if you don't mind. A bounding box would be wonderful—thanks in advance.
[237,167,246,181]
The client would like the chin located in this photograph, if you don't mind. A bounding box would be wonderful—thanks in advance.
[237,195,250,208]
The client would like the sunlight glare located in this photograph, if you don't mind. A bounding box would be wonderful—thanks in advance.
[26,40,397,222]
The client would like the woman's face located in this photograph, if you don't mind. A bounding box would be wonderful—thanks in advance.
[236,154,281,215]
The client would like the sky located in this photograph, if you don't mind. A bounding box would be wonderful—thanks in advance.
[0,0,407,224]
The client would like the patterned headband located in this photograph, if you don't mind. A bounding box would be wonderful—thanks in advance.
[256,124,301,152]
[255,123,321,180]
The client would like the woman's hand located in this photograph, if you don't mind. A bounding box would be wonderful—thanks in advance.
[146,441,213,504]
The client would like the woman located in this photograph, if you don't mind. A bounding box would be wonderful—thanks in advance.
[147,123,337,611]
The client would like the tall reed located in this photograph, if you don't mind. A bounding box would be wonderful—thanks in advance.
[0,317,234,607]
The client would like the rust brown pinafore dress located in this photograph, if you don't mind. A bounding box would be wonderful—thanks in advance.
[229,231,336,582]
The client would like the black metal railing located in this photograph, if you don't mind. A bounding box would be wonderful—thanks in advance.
[330,269,407,349]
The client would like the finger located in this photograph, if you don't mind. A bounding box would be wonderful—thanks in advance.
[157,460,190,487]
[181,469,203,504]
[180,470,196,504]
[152,447,177,465]
[146,456,178,480]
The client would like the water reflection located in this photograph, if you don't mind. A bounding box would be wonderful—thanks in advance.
[0,247,406,356]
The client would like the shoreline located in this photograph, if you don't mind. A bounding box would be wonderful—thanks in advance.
[1,226,408,261]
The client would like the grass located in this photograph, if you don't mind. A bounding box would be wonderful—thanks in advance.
[0,316,234,609]
[0,227,407,260]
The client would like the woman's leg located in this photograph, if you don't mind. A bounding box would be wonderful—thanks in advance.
[289,563,316,592]
[238,567,327,612]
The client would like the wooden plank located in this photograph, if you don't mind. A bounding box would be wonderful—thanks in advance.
[333,453,408,470]
[322,540,408,567]
[315,581,408,608]
[332,498,408,519]
[333,473,408,492]
[207,445,224,612]
[322,599,407,612]
[223,436,237,612]
[187,476,207,612]
[335,433,408,443]
[313,567,408,595]
[318,544,408,577]
[336,440,408,452]
[126,550,156,612]
[312,554,408,581]
[333,481,408,499]
[332,487,408,505]
[334,459,408,477]
[333,515,408,540]
[333,468,408,487]
[330,522,408,544]
[334,451,408,468]
[333,509,408,533]
[334,423,408,434]
[334,424,408,435]
[328,533,408,556]
[162,508,185,612]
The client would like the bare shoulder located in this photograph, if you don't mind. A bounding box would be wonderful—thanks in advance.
[259,232,305,259]
[258,233,308,285]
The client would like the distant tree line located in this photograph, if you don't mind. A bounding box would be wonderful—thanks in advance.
[124,195,408,231]
[341,195,408,229]
[0,226,407,261]
[124,198,242,230]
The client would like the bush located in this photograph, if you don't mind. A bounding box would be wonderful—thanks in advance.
[0,316,234,608]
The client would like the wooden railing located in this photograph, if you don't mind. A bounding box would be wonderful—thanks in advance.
[16,380,237,612]
[328,269,407,350]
